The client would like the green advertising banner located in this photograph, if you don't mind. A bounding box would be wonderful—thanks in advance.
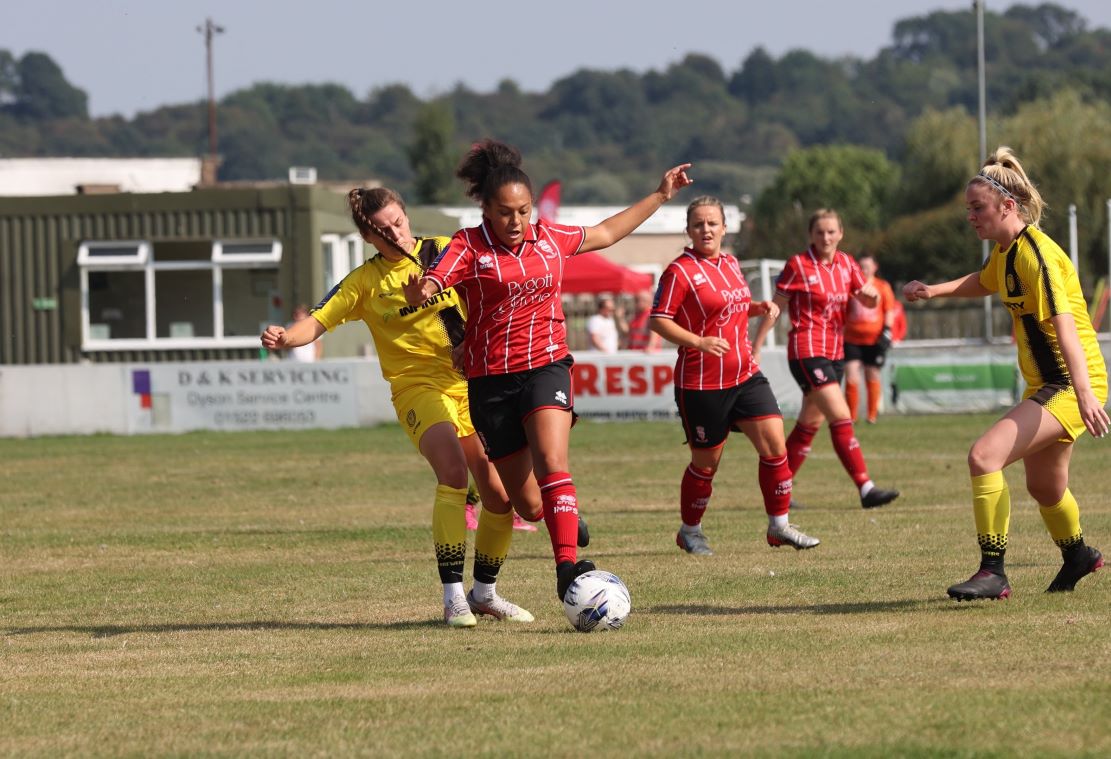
[892,359,1018,413]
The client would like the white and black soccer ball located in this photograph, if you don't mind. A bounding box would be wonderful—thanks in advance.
[562,570,631,632]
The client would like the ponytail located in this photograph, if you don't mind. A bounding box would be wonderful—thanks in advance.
[969,146,1045,226]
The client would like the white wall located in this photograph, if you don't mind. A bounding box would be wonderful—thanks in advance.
[0,158,202,196]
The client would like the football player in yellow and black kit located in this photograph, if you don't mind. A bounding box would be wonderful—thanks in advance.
[905,147,1109,601]
[262,187,535,627]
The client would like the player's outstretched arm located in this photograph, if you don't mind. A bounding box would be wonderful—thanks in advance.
[904,272,988,302]
[260,315,326,350]
[581,164,693,252]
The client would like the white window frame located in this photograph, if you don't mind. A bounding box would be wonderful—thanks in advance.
[213,239,283,263]
[80,238,282,351]
[344,233,365,274]
[321,233,342,291]
[77,240,151,266]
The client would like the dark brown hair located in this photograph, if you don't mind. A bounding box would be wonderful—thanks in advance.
[456,139,532,204]
[347,187,406,235]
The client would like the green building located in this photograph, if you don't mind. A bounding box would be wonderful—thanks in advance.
[0,186,455,364]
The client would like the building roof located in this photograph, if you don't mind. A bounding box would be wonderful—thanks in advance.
[0,157,204,196]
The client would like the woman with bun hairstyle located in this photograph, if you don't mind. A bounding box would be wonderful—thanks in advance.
[904,146,1108,601]
[405,139,692,602]
[262,187,533,628]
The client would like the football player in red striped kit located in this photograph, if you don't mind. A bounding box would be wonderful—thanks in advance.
[404,139,693,601]
[651,196,820,555]
[752,209,899,509]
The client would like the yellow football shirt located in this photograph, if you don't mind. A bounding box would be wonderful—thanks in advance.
[979,225,1107,392]
[312,236,466,395]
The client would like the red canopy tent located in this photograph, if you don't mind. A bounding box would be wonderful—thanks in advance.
[562,252,653,294]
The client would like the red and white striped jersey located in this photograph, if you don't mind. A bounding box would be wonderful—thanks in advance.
[424,219,586,378]
[775,248,866,360]
[652,249,758,390]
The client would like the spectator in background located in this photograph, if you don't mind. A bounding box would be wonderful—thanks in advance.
[843,254,898,424]
[586,295,625,353]
[285,305,322,362]
[625,289,663,352]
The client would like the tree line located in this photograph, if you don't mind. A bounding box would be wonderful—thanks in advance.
[2,3,1111,284]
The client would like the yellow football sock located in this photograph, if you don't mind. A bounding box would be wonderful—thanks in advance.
[474,507,513,586]
[1039,489,1083,550]
[972,471,1009,565]
[432,484,468,585]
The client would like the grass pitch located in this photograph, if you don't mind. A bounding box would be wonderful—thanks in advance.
[3,414,1111,756]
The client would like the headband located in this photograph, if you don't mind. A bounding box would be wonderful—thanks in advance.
[976,171,1017,202]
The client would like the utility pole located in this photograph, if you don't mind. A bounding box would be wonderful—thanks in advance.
[197,18,225,183]
[975,0,993,341]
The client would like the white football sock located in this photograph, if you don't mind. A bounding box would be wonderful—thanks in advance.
[860,480,875,498]
[769,513,789,529]
[680,522,702,535]
[471,580,496,602]
[443,582,465,605]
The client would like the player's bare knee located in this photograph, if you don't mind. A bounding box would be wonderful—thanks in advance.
[433,461,469,489]
[1027,480,1065,506]
[967,442,1000,475]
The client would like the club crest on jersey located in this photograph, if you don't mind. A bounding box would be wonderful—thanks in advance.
[554,389,568,405]
[536,240,557,259]
[478,254,494,270]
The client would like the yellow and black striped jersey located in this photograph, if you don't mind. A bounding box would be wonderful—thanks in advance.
[311,236,466,395]
[979,225,1106,391]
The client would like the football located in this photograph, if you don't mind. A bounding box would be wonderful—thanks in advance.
[562,570,631,632]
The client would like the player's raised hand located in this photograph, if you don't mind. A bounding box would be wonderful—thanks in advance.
[403,272,436,306]
[696,335,729,356]
[657,164,693,201]
[260,325,287,349]
[903,280,931,302]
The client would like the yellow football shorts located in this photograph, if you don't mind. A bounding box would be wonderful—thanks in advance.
[392,382,475,450]
[1026,378,1108,443]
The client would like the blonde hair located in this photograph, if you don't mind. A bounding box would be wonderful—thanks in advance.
[968,146,1046,226]
[347,187,406,236]
[685,195,726,226]
[807,208,842,233]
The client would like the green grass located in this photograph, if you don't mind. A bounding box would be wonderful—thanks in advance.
[3,415,1111,757]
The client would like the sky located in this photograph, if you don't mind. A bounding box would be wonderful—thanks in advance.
[5,0,1111,118]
